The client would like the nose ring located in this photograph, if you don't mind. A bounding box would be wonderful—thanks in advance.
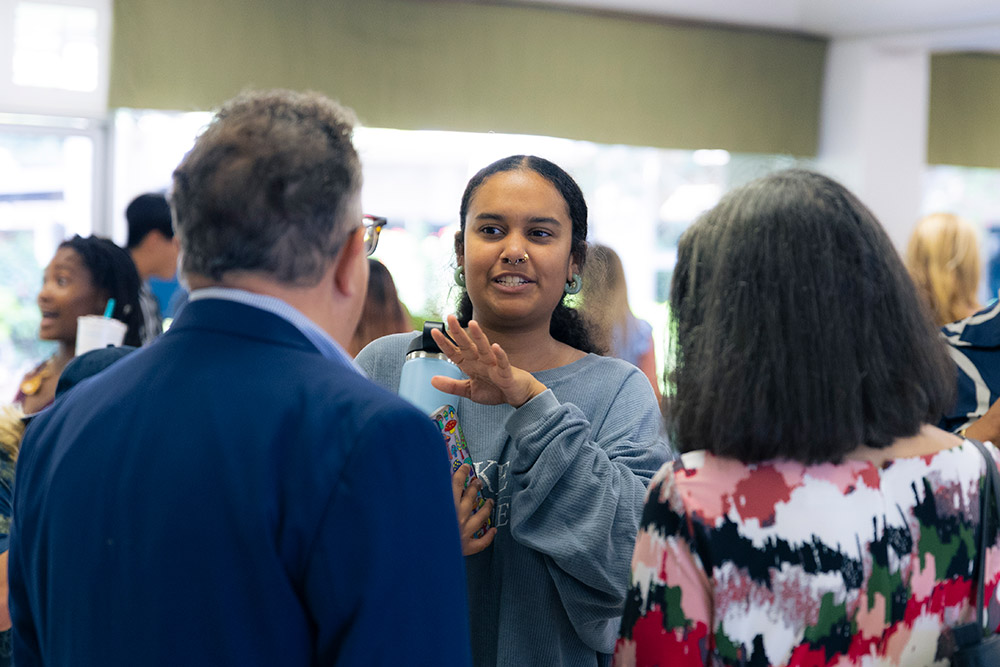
[507,253,529,265]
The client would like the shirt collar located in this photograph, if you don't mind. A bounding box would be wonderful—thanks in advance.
[187,287,364,375]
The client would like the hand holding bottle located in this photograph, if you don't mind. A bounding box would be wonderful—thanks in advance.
[452,464,496,555]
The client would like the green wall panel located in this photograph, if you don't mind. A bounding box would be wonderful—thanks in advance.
[929,53,1000,169]
[110,0,826,155]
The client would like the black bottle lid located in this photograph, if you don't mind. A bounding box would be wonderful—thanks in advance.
[405,321,455,355]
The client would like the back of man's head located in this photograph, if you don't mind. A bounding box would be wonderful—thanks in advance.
[170,89,362,287]
[126,193,174,249]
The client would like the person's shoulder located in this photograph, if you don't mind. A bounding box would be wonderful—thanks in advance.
[354,331,419,391]
[355,331,417,362]
[14,358,49,400]
[289,363,434,463]
[310,361,421,423]
[308,356,395,401]
[579,353,652,389]
[20,358,49,381]
[670,453,809,524]
[635,316,653,337]
[540,354,653,407]
[623,313,653,342]
[640,459,691,528]
[317,372,442,463]
[942,298,1000,347]
[543,352,635,379]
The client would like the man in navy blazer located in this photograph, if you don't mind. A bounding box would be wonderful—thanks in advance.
[10,90,471,666]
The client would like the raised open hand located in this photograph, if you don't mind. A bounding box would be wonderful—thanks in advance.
[429,315,547,408]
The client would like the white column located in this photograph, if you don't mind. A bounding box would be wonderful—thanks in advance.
[816,39,930,253]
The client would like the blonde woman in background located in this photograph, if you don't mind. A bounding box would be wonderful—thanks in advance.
[579,244,661,400]
[906,212,983,326]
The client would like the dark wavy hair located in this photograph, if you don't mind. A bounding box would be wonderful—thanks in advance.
[668,169,954,464]
[60,235,144,347]
[455,155,596,353]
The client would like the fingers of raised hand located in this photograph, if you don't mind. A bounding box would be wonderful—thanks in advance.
[491,343,513,377]
[444,314,475,352]
[465,320,495,358]
[431,375,471,399]
[430,326,461,363]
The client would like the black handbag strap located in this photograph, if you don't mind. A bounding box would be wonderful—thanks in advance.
[965,438,1000,634]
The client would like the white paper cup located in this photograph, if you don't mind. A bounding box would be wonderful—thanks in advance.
[75,315,127,356]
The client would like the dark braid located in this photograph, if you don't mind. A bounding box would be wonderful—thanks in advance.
[60,235,145,347]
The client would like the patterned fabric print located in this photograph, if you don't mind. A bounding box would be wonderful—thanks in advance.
[940,297,1000,433]
[0,448,13,546]
[615,445,1000,667]
[0,446,13,667]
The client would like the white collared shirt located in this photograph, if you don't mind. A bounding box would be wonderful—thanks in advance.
[187,287,364,375]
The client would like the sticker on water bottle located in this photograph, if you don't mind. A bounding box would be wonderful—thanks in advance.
[430,404,491,537]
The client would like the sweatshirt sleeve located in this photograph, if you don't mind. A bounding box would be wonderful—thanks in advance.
[504,369,672,653]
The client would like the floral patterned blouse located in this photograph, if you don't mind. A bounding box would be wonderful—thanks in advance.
[615,441,1000,667]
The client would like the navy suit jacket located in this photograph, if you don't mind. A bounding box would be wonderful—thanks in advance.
[10,298,471,666]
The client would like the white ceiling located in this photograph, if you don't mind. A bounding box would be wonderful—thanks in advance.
[513,0,1000,47]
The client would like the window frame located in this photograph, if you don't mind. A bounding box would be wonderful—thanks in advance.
[0,0,112,119]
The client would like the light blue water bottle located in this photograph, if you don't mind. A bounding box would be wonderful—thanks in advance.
[398,321,465,415]
[400,322,490,536]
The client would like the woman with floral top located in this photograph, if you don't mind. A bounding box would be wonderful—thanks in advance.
[615,169,1000,667]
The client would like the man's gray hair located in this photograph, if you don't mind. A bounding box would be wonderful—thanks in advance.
[171,89,362,286]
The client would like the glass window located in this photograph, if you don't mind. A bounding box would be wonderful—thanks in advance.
[110,109,212,242]
[0,124,95,400]
[111,108,812,394]
[0,0,111,118]
[353,128,810,388]
[13,2,100,92]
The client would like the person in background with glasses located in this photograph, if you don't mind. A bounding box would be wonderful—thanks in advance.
[361,214,386,256]
[10,90,471,667]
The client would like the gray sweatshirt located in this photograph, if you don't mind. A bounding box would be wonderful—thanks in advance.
[356,333,672,667]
